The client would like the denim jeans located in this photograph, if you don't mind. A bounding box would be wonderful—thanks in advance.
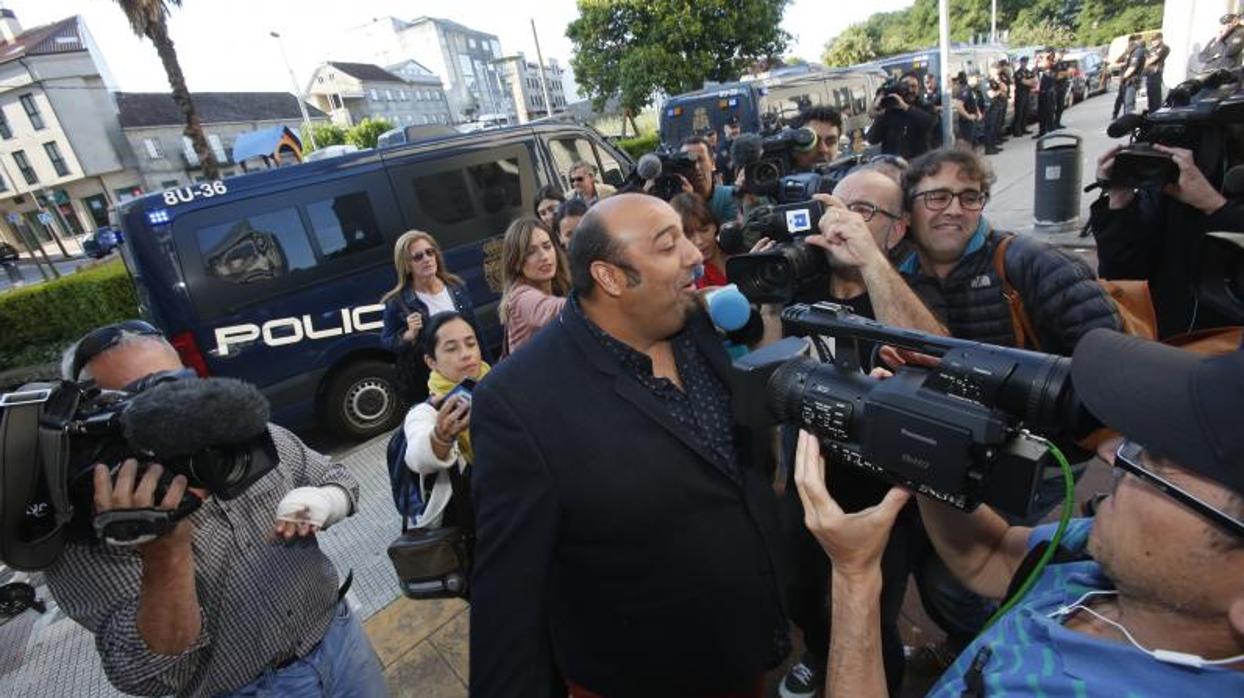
[223,601,387,697]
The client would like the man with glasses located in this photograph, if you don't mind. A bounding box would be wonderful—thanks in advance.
[43,322,383,697]
[897,147,1121,672]
[778,167,944,698]
[568,160,616,207]
[794,330,1244,696]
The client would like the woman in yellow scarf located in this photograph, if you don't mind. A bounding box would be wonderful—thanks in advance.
[401,311,490,529]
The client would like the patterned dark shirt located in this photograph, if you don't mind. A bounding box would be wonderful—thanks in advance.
[571,297,739,478]
[45,425,359,698]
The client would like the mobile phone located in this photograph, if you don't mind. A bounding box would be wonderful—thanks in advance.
[444,378,476,405]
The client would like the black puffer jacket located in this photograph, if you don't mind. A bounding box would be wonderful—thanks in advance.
[902,229,1121,355]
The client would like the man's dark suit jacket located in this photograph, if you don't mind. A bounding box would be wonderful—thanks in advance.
[469,303,788,697]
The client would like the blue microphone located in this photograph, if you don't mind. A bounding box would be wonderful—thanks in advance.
[706,284,751,332]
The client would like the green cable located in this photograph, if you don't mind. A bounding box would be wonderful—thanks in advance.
[982,434,1076,630]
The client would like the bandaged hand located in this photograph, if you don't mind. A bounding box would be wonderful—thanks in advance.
[274,486,351,539]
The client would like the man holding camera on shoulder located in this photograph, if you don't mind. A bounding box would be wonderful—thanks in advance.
[44,322,384,697]
[866,72,937,160]
[795,331,1244,696]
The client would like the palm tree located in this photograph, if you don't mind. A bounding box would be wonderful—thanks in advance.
[114,0,220,179]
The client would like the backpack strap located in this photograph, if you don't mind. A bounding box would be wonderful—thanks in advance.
[991,234,1042,351]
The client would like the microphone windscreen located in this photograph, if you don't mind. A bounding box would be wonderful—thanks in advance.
[122,377,271,458]
[1105,113,1143,138]
[717,222,747,255]
[731,133,764,168]
[706,284,751,332]
[636,153,663,180]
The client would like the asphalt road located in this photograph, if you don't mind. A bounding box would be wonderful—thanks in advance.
[0,256,97,292]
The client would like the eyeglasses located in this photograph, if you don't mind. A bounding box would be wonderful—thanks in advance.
[71,320,164,380]
[911,188,989,211]
[1114,440,1244,542]
[409,249,436,262]
[846,201,902,222]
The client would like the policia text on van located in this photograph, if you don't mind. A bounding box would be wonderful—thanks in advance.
[115,123,630,439]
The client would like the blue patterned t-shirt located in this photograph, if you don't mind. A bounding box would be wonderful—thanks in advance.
[927,518,1244,697]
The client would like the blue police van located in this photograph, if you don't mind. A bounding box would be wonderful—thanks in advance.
[115,123,631,439]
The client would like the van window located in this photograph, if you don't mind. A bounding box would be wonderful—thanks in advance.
[305,192,384,259]
[197,208,315,284]
[414,169,475,224]
[549,137,597,186]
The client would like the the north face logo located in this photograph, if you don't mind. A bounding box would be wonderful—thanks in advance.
[970,274,993,289]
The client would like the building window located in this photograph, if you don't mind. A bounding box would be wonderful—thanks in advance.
[160,179,180,190]
[143,137,164,160]
[183,136,200,167]
[370,88,379,101]
[43,141,70,177]
[12,150,36,184]
[207,134,228,164]
[19,94,43,130]
[384,89,393,101]
[399,90,407,101]
[469,37,477,49]
[0,108,10,139]
[0,174,7,192]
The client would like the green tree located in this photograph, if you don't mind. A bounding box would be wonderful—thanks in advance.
[566,0,791,116]
[823,25,879,67]
[302,123,347,154]
[344,118,393,150]
[114,0,219,179]
[1009,19,1078,48]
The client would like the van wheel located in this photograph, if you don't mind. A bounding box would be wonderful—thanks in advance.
[322,359,404,440]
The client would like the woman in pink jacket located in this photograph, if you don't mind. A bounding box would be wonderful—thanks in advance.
[498,217,571,355]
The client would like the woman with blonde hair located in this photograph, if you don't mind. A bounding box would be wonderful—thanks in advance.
[498,216,570,354]
[381,230,480,366]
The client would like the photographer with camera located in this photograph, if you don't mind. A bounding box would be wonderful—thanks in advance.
[682,135,740,224]
[790,105,843,172]
[1089,142,1241,337]
[794,331,1244,696]
[866,72,937,160]
[41,322,382,697]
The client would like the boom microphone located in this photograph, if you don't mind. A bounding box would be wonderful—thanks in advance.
[636,152,663,180]
[731,133,765,168]
[122,377,270,457]
[1106,113,1143,139]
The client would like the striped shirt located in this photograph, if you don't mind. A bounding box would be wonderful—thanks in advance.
[45,425,360,697]
[928,518,1244,697]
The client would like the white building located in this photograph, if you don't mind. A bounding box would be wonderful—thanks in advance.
[341,16,514,124]
[0,11,143,251]
[495,52,568,123]
[306,61,451,128]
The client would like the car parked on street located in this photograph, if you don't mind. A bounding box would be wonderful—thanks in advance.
[81,227,121,259]
[1065,50,1110,103]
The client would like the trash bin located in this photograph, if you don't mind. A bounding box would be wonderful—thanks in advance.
[1033,131,1082,230]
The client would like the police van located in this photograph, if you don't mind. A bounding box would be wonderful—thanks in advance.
[115,123,631,439]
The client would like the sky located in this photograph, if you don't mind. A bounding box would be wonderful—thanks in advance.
[7,0,915,102]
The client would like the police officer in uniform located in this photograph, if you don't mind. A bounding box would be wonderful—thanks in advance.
[1200,13,1244,72]
[1144,33,1170,112]
[1053,49,1071,129]
[983,65,1006,154]
[1011,56,1035,137]
[1034,50,1057,137]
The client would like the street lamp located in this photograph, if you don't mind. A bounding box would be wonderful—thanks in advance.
[270,30,317,150]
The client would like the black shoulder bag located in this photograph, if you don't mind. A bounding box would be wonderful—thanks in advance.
[386,452,473,600]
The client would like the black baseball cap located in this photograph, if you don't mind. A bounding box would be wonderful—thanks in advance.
[1072,329,1244,496]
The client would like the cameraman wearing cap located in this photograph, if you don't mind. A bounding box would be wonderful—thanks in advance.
[43,322,383,697]
[1089,142,1244,337]
[866,72,937,160]
[795,331,1244,696]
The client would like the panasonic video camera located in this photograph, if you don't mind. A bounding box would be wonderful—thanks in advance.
[730,303,1095,519]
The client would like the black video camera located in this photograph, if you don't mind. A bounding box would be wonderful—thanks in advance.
[1106,69,1244,189]
[740,127,820,195]
[878,78,911,109]
[731,303,1095,519]
[648,148,701,201]
[722,199,829,305]
[0,374,278,570]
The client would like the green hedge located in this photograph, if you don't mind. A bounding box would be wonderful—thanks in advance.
[616,132,660,159]
[0,260,139,372]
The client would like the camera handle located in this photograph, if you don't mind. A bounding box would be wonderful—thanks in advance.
[92,494,202,547]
